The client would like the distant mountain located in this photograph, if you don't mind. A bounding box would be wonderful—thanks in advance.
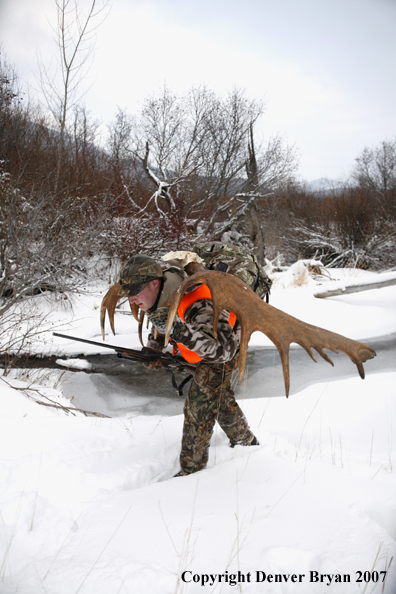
[305,177,347,196]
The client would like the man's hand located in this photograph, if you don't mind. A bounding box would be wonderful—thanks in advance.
[144,358,163,371]
[150,307,186,341]
[149,307,170,334]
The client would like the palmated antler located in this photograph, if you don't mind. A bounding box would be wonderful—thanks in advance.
[100,283,146,346]
[163,268,376,397]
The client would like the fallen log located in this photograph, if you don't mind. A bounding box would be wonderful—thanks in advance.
[314,276,396,299]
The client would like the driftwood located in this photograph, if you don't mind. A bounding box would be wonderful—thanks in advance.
[314,276,396,299]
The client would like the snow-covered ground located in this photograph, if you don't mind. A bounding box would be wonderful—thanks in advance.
[1,265,396,593]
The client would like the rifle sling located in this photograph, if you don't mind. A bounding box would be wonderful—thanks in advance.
[118,351,193,397]
[167,368,194,397]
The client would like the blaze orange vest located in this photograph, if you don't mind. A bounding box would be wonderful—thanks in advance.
[173,284,237,364]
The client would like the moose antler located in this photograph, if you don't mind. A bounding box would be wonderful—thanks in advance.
[100,283,146,345]
[163,267,376,396]
[100,283,122,339]
[100,262,376,397]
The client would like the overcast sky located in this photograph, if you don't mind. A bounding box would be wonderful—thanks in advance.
[1,0,395,182]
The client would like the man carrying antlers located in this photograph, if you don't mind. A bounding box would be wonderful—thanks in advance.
[102,248,375,477]
[116,254,259,477]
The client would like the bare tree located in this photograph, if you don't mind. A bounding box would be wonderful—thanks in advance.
[113,85,298,258]
[108,107,135,165]
[209,128,298,258]
[0,52,21,137]
[0,163,110,322]
[128,85,212,218]
[351,139,396,198]
[192,88,264,232]
[37,0,109,193]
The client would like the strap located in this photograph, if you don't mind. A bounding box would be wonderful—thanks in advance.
[254,266,271,303]
[148,277,164,313]
[165,367,193,397]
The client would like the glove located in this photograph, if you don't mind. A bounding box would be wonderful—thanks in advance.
[149,307,170,334]
[149,307,187,341]
[171,319,187,342]
[144,358,163,370]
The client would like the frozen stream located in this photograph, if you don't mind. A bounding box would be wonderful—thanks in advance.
[57,332,395,417]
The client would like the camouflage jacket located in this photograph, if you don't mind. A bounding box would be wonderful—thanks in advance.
[147,269,240,363]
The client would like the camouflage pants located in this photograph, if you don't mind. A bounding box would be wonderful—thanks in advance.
[179,357,255,475]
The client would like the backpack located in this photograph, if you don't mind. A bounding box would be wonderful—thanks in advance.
[192,242,272,302]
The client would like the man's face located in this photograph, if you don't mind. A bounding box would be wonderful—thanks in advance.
[128,278,160,311]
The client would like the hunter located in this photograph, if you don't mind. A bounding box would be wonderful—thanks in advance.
[117,254,259,477]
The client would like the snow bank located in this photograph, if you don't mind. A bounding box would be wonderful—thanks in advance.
[1,267,396,593]
[0,371,395,593]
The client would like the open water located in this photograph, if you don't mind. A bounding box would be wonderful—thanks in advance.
[54,332,395,417]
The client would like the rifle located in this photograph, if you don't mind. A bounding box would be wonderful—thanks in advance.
[52,332,196,396]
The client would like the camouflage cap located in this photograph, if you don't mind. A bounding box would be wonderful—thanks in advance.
[118,255,163,298]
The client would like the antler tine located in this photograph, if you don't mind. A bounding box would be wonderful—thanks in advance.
[164,283,188,346]
[130,302,140,323]
[100,283,122,339]
[163,269,376,397]
[100,284,145,344]
[247,300,375,396]
[137,308,145,347]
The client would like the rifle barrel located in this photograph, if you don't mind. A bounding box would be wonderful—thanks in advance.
[53,332,121,351]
